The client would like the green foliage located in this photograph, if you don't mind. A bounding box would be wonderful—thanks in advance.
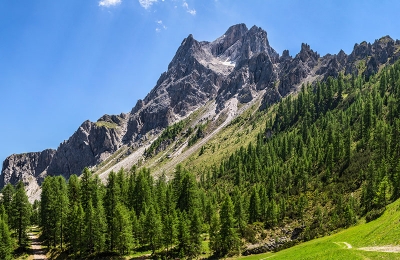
[146,120,186,157]
[12,181,31,247]
[188,123,207,147]
[95,121,118,129]
[34,60,400,258]
[0,216,13,260]
[219,195,240,256]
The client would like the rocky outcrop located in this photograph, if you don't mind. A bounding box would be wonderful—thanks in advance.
[1,149,55,188]
[47,114,128,179]
[1,149,56,202]
[2,24,400,198]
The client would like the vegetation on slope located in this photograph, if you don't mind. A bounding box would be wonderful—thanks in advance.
[240,197,400,259]
[2,60,400,259]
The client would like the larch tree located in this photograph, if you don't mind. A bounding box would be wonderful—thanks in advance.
[13,181,31,247]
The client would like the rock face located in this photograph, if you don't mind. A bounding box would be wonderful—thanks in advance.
[1,149,56,188]
[1,24,400,196]
[47,113,128,179]
[1,149,56,201]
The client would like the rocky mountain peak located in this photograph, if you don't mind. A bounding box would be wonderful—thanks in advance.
[298,43,319,64]
[238,25,279,63]
[168,34,204,70]
[2,24,400,202]
[211,23,248,58]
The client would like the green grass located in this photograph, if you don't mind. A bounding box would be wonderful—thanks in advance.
[95,121,118,129]
[239,199,400,259]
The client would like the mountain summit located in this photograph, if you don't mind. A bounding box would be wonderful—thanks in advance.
[2,24,399,201]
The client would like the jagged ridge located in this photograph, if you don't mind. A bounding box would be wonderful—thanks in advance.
[2,24,400,201]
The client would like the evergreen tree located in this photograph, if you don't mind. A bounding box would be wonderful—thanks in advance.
[115,203,133,255]
[248,186,260,223]
[66,203,85,258]
[209,210,221,255]
[163,187,178,254]
[145,204,162,255]
[219,195,239,256]
[13,181,31,247]
[1,184,15,225]
[177,211,191,257]
[104,171,120,252]
[55,176,68,251]
[67,174,81,207]
[188,208,203,258]
[0,216,13,260]
[92,196,107,254]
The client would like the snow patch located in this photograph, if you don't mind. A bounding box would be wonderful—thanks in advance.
[221,58,236,67]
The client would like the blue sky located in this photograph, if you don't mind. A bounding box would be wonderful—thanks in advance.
[0,0,399,163]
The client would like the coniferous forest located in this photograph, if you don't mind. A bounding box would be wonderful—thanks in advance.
[2,60,400,258]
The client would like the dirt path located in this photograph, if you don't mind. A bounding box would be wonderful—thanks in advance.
[335,242,400,253]
[336,242,352,249]
[29,228,47,260]
[358,245,400,253]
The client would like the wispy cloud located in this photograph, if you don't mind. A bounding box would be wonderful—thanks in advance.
[155,20,167,32]
[183,1,196,15]
[139,0,158,9]
[99,0,121,7]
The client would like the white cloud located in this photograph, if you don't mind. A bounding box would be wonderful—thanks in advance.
[182,1,196,15]
[139,0,157,9]
[187,9,196,15]
[99,0,121,7]
[155,20,167,32]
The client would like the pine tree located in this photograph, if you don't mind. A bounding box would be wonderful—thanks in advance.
[209,210,221,255]
[66,203,85,258]
[145,204,162,255]
[55,176,68,251]
[13,181,31,247]
[92,195,106,254]
[177,211,191,257]
[104,171,120,252]
[163,187,178,254]
[234,195,247,235]
[115,203,133,255]
[83,199,95,255]
[40,177,56,247]
[67,174,80,206]
[1,184,15,225]
[219,195,239,256]
[0,216,13,260]
[248,186,260,223]
[188,208,202,258]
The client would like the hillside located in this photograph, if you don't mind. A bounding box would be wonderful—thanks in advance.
[2,23,400,259]
[2,24,400,203]
[239,197,400,259]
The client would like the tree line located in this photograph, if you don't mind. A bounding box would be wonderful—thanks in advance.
[2,60,400,259]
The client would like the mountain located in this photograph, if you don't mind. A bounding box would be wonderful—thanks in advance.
[2,24,399,201]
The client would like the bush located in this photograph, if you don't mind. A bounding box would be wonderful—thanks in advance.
[365,207,385,222]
